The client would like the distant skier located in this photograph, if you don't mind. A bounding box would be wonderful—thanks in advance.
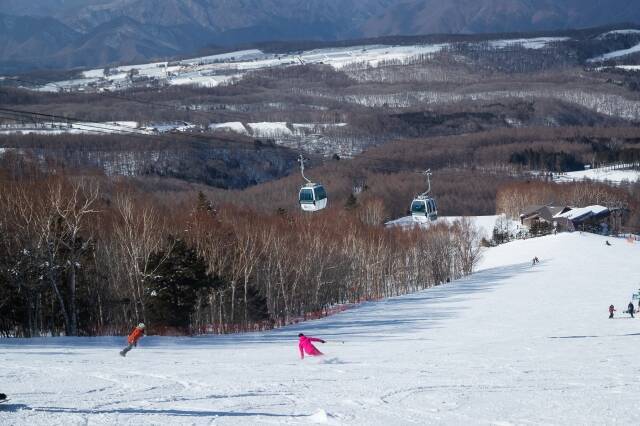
[298,333,325,359]
[120,323,145,357]
[628,302,635,318]
[609,305,616,319]
[532,256,540,266]
[606,240,612,246]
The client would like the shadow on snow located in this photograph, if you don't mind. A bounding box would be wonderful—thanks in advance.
[0,262,535,348]
[549,333,640,339]
[28,406,306,418]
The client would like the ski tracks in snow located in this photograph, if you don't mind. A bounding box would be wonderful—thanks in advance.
[3,233,640,424]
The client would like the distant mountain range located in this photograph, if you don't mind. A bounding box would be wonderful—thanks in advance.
[2,0,640,73]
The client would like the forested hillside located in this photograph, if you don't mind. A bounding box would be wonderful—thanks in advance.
[1,26,639,337]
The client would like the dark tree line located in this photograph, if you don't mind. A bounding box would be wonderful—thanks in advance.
[0,164,483,337]
[509,149,584,172]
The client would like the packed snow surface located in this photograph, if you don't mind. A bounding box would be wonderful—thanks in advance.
[2,233,640,424]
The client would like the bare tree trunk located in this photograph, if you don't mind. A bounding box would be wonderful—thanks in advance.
[230,281,236,323]
[47,267,71,335]
[67,263,78,336]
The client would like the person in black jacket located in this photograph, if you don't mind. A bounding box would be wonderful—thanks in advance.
[628,302,635,318]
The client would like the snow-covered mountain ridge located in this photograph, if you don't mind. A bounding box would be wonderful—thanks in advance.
[31,37,568,93]
[3,0,640,73]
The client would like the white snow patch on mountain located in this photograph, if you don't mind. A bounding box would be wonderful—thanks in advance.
[291,123,347,130]
[589,42,640,62]
[180,49,265,66]
[597,29,640,39]
[489,37,569,49]
[209,122,248,134]
[168,74,239,88]
[246,122,293,137]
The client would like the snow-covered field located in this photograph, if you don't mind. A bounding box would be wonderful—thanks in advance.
[2,232,639,424]
[554,164,640,184]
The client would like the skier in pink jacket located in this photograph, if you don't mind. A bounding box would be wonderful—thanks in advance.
[298,333,325,359]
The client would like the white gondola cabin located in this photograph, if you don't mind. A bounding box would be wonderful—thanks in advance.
[297,154,328,212]
[410,169,438,222]
[299,183,327,212]
[410,197,437,222]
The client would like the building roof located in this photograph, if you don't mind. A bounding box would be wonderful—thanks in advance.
[520,205,546,218]
[547,206,566,216]
[554,205,609,222]
[521,205,568,222]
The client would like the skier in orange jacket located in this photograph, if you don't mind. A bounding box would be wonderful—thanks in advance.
[120,323,145,357]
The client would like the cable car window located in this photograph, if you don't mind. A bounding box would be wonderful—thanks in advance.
[411,201,426,213]
[315,186,327,201]
[428,200,435,214]
[299,189,315,203]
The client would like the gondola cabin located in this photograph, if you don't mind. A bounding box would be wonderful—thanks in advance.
[299,183,327,212]
[411,197,437,222]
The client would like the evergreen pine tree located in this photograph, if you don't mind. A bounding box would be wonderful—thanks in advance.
[145,238,221,329]
[344,193,358,211]
[196,191,214,213]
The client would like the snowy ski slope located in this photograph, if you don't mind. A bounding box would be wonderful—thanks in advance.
[1,232,640,425]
